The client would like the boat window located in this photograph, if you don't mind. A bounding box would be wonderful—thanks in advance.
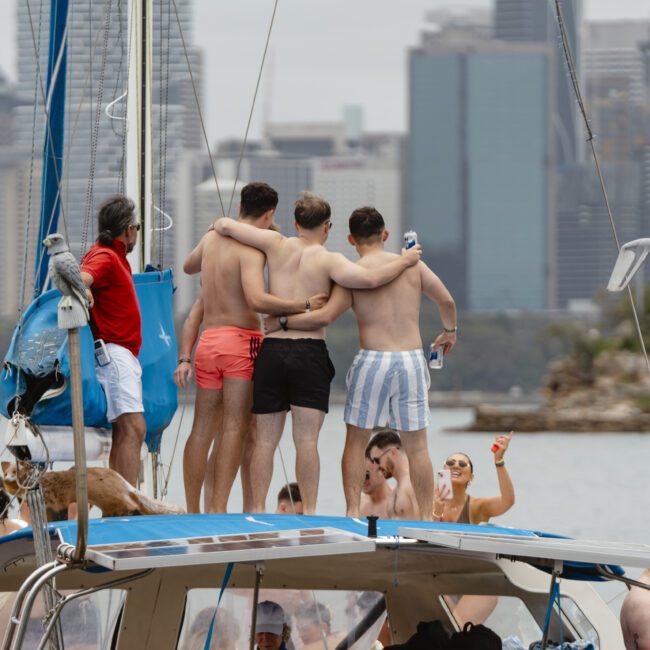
[178,588,386,649]
[556,596,600,649]
[0,588,125,649]
[442,594,542,645]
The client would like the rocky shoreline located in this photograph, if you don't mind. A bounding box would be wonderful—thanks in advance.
[470,349,650,432]
[470,403,650,432]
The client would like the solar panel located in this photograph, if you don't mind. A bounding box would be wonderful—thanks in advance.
[398,528,650,569]
[85,527,375,570]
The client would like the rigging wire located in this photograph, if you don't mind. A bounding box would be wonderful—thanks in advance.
[170,0,225,217]
[227,0,280,217]
[160,386,188,500]
[160,2,282,491]
[25,0,71,279]
[81,0,114,257]
[553,0,650,375]
[113,0,129,195]
[18,0,45,326]
[25,0,111,274]
[157,0,172,268]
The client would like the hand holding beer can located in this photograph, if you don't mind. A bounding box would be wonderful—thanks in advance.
[404,230,418,250]
[429,344,443,369]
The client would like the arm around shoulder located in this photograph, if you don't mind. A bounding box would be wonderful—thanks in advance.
[183,237,206,275]
[214,217,282,253]
[287,284,352,330]
[326,247,420,290]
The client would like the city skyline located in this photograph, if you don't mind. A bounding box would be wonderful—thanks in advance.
[1,1,649,147]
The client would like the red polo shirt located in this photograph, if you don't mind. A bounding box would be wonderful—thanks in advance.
[81,240,142,357]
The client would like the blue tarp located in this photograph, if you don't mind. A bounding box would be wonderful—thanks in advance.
[0,268,177,452]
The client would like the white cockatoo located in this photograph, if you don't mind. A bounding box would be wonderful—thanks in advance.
[43,233,90,329]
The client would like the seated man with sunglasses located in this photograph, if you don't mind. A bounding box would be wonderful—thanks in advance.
[360,432,394,519]
[433,432,515,524]
[366,429,419,520]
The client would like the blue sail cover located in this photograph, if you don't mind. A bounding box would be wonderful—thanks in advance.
[34,0,69,297]
[0,269,177,453]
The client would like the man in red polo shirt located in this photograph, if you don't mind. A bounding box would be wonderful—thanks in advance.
[80,195,145,486]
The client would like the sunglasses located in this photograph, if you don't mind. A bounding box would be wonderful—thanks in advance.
[370,447,397,465]
[445,458,469,469]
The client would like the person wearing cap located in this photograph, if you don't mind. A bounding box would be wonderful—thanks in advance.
[255,600,292,650]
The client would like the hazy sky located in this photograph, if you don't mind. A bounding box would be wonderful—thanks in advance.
[2,0,650,143]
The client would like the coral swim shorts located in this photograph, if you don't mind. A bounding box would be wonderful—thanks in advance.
[194,326,263,390]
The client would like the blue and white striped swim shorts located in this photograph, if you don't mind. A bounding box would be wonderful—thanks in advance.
[343,349,431,432]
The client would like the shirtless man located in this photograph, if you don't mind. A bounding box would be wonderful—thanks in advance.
[266,207,457,519]
[359,437,393,519]
[182,183,328,513]
[366,430,419,520]
[620,569,650,649]
[173,293,255,512]
[214,193,422,514]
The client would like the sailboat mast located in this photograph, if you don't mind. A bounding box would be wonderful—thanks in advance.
[126,0,153,272]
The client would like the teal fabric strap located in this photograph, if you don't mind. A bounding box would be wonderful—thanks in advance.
[203,562,234,650]
[542,580,563,643]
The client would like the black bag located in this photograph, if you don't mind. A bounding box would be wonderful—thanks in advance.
[384,619,451,649]
[449,622,502,649]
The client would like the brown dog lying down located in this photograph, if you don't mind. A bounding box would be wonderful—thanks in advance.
[1,461,185,520]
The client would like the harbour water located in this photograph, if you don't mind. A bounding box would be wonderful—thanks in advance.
[157,403,650,615]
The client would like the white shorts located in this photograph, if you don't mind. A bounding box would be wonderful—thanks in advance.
[344,349,431,432]
[95,343,144,422]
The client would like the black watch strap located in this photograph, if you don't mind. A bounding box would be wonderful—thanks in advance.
[279,316,289,331]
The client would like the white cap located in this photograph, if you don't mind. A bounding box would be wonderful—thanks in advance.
[255,601,285,635]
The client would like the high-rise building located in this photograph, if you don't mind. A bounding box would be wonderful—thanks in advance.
[14,0,201,283]
[210,123,404,259]
[0,150,42,317]
[0,70,23,147]
[556,162,641,309]
[0,71,40,317]
[494,0,581,167]
[552,20,650,308]
[583,21,650,162]
[408,36,554,310]
[311,143,403,260]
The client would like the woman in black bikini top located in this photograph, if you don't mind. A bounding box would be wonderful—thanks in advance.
[432,432,515,524]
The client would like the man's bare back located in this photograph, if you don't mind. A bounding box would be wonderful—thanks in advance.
[352,251,424,351]
[198,231,264,331]
[263,238,333,340]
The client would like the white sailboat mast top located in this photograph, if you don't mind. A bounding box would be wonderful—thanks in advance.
[126,0,154,273]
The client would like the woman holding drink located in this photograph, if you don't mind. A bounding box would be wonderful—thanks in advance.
[433,431,515,524]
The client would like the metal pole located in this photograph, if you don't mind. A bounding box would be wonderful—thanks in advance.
[151,451,159,499]
[26,486,63,650]
[249,563,264,650]
[8,564,69,650]
[68,328,88,561]
[1,562,58,650]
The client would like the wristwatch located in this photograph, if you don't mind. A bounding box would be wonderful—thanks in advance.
[443,326,458,333]
[279,316,289,331]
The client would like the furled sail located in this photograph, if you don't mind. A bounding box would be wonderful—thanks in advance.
[0,268,177,453]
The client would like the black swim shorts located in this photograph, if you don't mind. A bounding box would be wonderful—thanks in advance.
[252,338,336,414]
